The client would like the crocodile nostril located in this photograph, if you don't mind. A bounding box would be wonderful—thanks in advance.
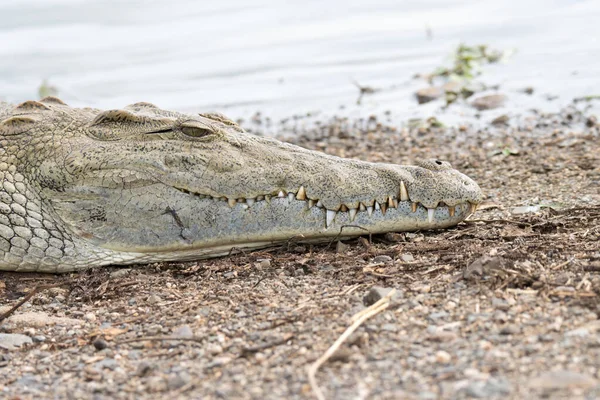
[435,160,443,165]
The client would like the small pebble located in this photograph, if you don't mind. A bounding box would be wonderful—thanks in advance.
[147,294,161,305]
[92,338,108,351]
[401,253,414,262]
[435,350,452,363]
[84,313,97,322]
[373,255,392,263]
[136,361,153,377]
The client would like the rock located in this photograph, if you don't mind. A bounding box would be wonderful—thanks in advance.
[0,333,32,350]
[109,268,131,279]
[428,311,449,321]
[435,350,451,363]
[471,94,507,110]
[491,114,510,126]
[499,324,520,335]
[363,286,396,306]
[136,361,153,377]
[5,312,82,328]
[32,335,46,343]
[415,87,444,104]
[167,372,191,390]
[464,256,510,280]
[372,255,392,263]
[427,331,458,342]
[93,358,118,370]
[529,370,597,390]
[84,312,97,322]
[207,343,223,356]
[400,253,414,262]
[520,87,534,95]
[491,297,510,310]
[206,356,232,369]
[173,325,194,338]
[586,115,597,127]
[336,241,349,254]
[93,338,108,351]
[464,377,512,398]
[147,324,163,335]
[147,294,161,305]
[565,320,600,337]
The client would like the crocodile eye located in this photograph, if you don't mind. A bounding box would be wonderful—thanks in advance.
[181,126,214,138]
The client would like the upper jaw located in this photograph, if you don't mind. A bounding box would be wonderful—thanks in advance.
[170,159,483,225]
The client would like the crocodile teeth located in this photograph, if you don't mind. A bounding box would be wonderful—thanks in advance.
[470,203,478,214]
[375,201,381,211]
[316,200,323,208]
[326,210,337,228]
[348,208,358,222]
[428,208,435,223]
[399,181,409,201]
[287,192,295,201]
[367,206,374,216]
[246,198,255,207]
[340,204,349,212]
[265,195,272,203]
[380,202,388,214]
[228,198,237,207]
[308,199,316,208]
[388,196,395,208]
[411,202,418,213]
[256,195,264,201]
[448,206,455,217]
[278,191,285,198]
[359,203,366,211]
[296,186,307,200]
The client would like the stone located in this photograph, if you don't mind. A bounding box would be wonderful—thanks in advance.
[207,343,223,356]
[5,312,82,327]
[0,333,32,350]
[109,269,131,279]
[372,255,392,263]
[167,372,191,390]
[529,370,597,390]
[435,350,451,363]
[471,94,507,110]
[136,361,153,377]
[415,87,444,104]
[336,241,349,253]
[363,286,394,306]
[173,325,194,338]
[147,294,161,305]
[464,377,512,398]
[499,324,520,335]
[464,256,510,280]
[93,338,108,351]
[400,253,414,262]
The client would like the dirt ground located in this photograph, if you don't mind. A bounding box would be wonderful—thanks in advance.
[0,103,599,399]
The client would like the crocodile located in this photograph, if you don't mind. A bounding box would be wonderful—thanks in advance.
[0,97,483,272]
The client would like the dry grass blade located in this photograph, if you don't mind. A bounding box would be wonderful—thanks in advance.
[307,289,396,400]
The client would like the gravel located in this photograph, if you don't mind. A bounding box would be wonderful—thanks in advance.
[1,103,599,399]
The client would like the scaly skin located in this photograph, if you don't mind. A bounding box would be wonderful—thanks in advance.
[0,97,483,272]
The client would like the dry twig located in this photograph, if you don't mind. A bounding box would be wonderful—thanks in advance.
[0,280,74,323]
[307,289,396,400]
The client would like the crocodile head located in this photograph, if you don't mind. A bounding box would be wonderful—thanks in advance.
[0,98,483,272]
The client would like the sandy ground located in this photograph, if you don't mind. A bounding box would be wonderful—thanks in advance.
[0,103,599,399]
